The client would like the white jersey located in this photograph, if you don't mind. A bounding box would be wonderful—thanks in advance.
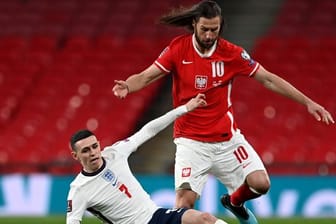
[66,105,188,224]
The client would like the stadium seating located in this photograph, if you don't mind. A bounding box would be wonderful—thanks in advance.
[0,0,334,175]
[0,0,191,174]
[240,0,336,174]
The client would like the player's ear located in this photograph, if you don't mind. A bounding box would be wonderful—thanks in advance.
[71,151,78,161]
[69,143,78,160]
[192,19,196,29]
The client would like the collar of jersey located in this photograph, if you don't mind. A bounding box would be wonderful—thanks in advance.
[81,157,106,176]
[192,34,217,58]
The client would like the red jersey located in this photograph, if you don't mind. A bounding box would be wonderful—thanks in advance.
[154,34,259,142]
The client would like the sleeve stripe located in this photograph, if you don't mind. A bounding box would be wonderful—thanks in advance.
[154,61,170,73]
[249,62,260,77]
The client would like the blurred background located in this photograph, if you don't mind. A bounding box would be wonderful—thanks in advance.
[0,0,335,219]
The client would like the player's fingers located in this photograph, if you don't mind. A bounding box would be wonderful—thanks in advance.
[323,112,334,124]
[322,116,329,125]
[113,91,122,97]
[325,111,335,124]
[114,80,127,88]
[113,82,122,91]
[114,80,123,84]
[312,110,322,122]
[315,109,334,125]
[113,90,120,97]
[196,93,205,100]
[113,89,127,98]
[198,98,207,107]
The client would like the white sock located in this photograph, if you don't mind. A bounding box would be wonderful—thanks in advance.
[215,219,228,224]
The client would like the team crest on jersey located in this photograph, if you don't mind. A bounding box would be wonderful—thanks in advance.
[241,50,255,66]
[182,167,191,177]
[67,200,72,212]
[195,75,207,89]
[102,169,118,186]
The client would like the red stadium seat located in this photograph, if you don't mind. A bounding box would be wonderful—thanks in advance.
[248,0,336,174]
[2,0,333,175]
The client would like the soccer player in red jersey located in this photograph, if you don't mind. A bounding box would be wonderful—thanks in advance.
[112,1,334,223]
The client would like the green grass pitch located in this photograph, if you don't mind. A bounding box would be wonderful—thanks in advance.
[0,216,335,223]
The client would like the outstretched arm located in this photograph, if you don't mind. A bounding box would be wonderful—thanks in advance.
[254,65,334,124]
[113,64,166,99]
[129,93,207,147]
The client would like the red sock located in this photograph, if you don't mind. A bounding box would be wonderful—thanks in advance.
[230,183,260,206]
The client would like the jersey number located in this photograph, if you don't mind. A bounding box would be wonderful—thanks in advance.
[119,184,132,198]
[211,61,224,77]
[233,146,249,163]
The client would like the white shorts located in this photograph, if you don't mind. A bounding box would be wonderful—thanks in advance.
[174,130,266,196]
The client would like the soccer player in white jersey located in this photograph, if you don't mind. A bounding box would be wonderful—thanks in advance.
[66,93,228,224]
[112,1,334,224]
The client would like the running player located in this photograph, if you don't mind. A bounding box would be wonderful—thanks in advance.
[112,1,334,224]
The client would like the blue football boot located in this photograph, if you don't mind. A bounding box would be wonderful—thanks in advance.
[220,194,258,224]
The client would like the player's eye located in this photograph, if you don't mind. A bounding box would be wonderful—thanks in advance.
[81,148,89,153]
[92,143,98,149]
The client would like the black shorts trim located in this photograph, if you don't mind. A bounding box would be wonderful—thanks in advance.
[148,208,189,224]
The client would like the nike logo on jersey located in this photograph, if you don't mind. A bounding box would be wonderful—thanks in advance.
[242,162,252,169]
[182,60,193,64]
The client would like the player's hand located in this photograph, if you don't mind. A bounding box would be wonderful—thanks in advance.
[307,101,334,125]
[113,80,129,99]
[186,93,207,112]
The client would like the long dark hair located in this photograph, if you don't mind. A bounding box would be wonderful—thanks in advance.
[159,0,224,34]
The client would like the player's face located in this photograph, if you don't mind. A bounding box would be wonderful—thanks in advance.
[194,16,221,51]
[72,135,103,173]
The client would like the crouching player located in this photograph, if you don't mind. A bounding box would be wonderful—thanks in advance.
[66,93,229,224]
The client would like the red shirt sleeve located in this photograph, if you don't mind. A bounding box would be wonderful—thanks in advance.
[154,36,185,74]
[232,46,260,77]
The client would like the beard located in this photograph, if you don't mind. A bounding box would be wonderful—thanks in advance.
[195,31,217,50]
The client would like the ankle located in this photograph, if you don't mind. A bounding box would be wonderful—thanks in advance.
[230,201,242,207]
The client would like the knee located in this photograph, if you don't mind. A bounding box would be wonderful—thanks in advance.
[200,212,217,224]
[247,172,271,195]
[200,213,228,224]
[184,210,220,224]
[253,180,270,195]
[175,190,197,208]
[175,198,194,208]
[252,177,271,194]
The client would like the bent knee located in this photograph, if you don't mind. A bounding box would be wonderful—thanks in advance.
[253,181,270,195]
[175,189,198,208]
[200,212,217,223]
[247,171,271,194]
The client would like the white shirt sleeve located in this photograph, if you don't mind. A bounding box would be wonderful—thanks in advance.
[66,186,87,224]
[129,105,188,148]
[104,105,188,157]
